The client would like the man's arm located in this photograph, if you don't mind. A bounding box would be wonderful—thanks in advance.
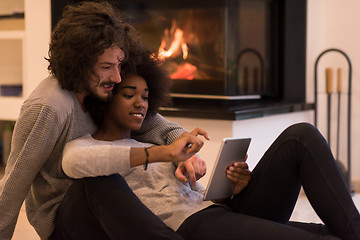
[131,113,185,145]
[0,104,61,240]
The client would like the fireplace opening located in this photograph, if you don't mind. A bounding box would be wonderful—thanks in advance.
[52,0,306,107]
[120,0,277,99]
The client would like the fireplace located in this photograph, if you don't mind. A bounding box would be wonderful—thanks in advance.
[52,0,306,107]
[116,0,278,100]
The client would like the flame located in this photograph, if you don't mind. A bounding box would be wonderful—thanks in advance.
[181,42,188,59]
[170,63,196,80]
[158,21,188,60]
[158,20,196,80]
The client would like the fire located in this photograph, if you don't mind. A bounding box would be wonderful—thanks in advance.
[170,63,196,80]
[158,21,188,60]
[158,20,196,80]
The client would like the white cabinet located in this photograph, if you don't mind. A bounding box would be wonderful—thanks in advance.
[0,0,50,120]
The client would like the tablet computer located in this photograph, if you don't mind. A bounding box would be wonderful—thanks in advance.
[203,137,251,201]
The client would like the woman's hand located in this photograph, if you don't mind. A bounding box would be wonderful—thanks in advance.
[166,128,210,162]
[172,128,209,186]
[226,159,251,195]
[175,155,207,186]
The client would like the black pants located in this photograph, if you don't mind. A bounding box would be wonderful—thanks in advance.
[51,123,360,240]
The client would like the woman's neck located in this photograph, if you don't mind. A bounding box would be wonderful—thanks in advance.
[92,126,131,141]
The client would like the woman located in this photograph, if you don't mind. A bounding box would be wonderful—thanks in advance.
[61,55,360,240]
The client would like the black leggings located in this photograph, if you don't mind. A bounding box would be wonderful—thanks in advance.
[52,123,360,240]
[178,123,360,240]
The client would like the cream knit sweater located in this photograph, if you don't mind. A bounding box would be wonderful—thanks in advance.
[62,135,213,231]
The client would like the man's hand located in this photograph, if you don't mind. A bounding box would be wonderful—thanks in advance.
[175,155,207,186]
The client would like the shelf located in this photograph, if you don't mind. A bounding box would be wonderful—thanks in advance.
[0,0,57,121]
[0,17,25,31]
[0,39,23,87]
[0,30,25,39]
[160,99,315,120]
[0,96,24,121]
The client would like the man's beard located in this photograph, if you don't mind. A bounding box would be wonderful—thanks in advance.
[84,92,114,126]
[87,89,114,103]
[86,73,116,102]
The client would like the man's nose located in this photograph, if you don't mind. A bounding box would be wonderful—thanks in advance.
[111,67,121,83]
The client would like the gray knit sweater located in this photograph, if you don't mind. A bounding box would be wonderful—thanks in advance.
[62,134,213,231]
[0,76,185,240]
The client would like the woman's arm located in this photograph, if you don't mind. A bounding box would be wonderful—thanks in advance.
[62,131,207,179]
[62,138,133,178]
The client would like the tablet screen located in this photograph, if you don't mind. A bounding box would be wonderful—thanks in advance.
[203,138,251,201]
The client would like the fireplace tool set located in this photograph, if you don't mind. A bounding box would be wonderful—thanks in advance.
[314,48,352,192]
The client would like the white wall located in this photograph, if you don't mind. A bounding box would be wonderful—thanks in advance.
[307,0,360,186]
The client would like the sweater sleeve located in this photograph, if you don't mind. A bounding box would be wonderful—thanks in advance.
[0,104,62,240]
[62,136,132,179]
[132,113,185,145]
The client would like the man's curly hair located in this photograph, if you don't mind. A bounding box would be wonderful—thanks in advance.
[47,1,146,92]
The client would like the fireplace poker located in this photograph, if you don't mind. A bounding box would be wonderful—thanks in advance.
[325,67,333,146]
[335,67,349,188]
[336,68,342,161]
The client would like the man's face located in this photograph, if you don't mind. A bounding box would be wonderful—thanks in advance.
[88,45,125,101]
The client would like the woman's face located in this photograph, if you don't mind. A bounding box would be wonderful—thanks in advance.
[107,74,149,132]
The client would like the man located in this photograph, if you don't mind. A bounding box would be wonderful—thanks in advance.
[0,2,204,239]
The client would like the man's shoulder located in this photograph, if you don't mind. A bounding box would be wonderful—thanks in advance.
[23,76,76,119]
[25,76,74,107]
